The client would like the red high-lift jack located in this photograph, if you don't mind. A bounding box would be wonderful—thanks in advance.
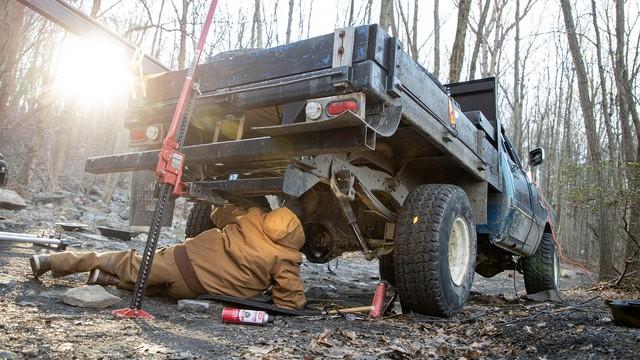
[111,0,220,320]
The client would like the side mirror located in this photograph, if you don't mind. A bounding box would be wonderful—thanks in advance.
[529,147,545,167]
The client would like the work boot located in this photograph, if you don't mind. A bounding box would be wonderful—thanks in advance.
[29,255,51,278]
[87,269,120,286]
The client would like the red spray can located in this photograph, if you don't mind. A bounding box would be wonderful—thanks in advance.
[369,281,388,318]
[221,308,270,326]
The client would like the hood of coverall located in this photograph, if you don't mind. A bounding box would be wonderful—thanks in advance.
[262,207,305,250]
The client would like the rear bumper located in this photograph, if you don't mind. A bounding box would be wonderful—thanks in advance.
[85,125,375,175]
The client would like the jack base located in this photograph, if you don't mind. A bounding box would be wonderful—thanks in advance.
[112,308,154,320]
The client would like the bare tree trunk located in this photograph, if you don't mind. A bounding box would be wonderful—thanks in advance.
[468,0,491,80]
[177,0,190,69]
[90,0,101,18]
[150,0,166,58]
[590,0,617,160]
[48,105,75,192]
[0,2,25,131]
[396,0,418,61]
[306,0,313,38]
[379,0,397,37]
[612,0,640,278]
[512,0,523,154]
[347,0,355,26]
[433,0,440,79]
[365,0,373,24]
[560,0,614,280]
[448,0,472,83]
[251,0,263,48]
[411,0,417,59]
[285,0,294,44]
[18,34,53,191]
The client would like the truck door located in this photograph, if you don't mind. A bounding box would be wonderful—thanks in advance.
[503,138,535,246]
[525,176,548,254]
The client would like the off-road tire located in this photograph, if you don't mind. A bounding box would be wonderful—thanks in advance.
[378,255,395,286]
[522,233,558,294]
[185,201,214,238]
[394,184,477,317]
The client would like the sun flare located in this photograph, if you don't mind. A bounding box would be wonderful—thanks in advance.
[54,36,133,108]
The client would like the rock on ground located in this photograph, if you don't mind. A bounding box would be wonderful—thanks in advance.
[177,299,211,312]
[0,189,26,210]
[0,350,17,359]
[31,191,67,205]
[0,274,17,290]
[60,285,121,309]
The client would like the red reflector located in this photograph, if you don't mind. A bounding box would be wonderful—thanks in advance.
[129,128,145,142]
[326,100,358,116]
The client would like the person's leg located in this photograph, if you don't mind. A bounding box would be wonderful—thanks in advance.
[49,251,115,277]
[49,248,176,287]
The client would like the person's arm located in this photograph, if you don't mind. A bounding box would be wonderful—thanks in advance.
[270,259,306,310]
[210,204,248,228]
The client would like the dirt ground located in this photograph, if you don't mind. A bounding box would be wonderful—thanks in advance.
[1,194,639,359]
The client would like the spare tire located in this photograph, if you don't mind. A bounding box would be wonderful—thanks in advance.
[394,184,477,317]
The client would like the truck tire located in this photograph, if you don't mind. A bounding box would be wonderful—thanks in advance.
[521,233,559,294]
[394,184,477,317]
[185,201,214,238]
[378,255,395,286]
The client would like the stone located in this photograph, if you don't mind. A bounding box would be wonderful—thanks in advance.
[0,274,16,290]
[0,189,26,210]
[0,350,17,359]
[32,191,67,205]
[60,285,121,309]
[177,299,210,312]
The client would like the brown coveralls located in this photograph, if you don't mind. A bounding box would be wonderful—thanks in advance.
[48,206,307,309]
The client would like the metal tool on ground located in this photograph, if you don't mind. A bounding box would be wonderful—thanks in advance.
[325,305,373,315]
[369,281,388,318]
[0,231,72,251]
[111,0,220,320]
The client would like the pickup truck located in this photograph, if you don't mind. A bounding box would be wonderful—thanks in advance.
[86,24,558,317]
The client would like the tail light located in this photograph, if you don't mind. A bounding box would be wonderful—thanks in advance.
[129,124,162,146]
[305,102,323,120]
[326,100,358,117]
[129,128,146,142]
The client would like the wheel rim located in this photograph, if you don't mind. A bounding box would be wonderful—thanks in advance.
[448,217,471,286]
[553,249,560,289]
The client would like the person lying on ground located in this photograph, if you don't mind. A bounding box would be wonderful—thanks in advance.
[29,205,307,310]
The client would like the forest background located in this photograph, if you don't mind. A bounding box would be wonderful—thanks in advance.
[0,0,638,283]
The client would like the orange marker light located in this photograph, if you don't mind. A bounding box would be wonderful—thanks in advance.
[448,99,457,128]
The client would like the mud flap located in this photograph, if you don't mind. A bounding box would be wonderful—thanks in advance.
[129,171,174,227]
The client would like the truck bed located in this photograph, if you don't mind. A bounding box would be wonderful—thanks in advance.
[87,24,501,193]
